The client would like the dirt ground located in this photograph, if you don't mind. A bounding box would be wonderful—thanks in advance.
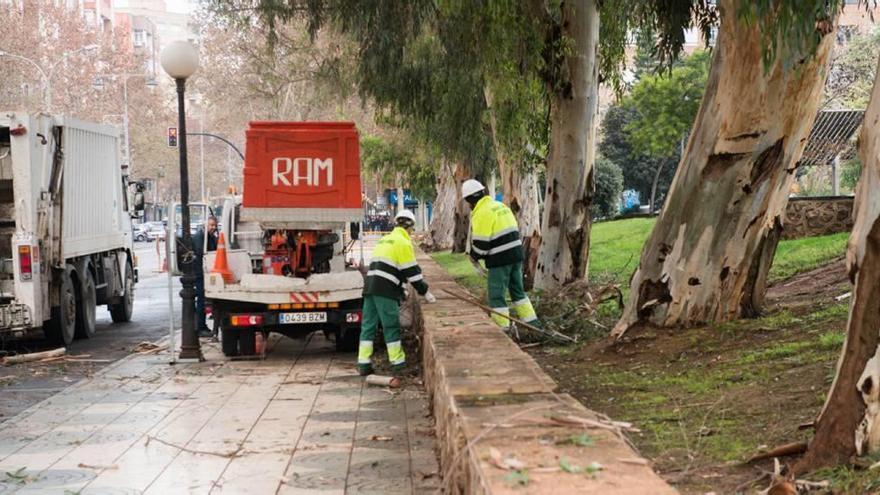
[531,258,855,494]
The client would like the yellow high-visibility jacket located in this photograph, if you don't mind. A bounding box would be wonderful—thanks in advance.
[470,196,523,268]
[363,227,428,299]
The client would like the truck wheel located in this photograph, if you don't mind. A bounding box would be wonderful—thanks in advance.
[110,263,134,323]
[335,325,359,352]
[219,319,238,357]
[239,328,256,356]
[75,264,97,339]
[45,267,77,345]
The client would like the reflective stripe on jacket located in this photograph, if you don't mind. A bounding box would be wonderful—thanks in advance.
[363,227,429,299]
[470,196,524,268]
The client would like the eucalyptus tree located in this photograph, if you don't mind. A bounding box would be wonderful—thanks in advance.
[612,0,842,338]
[798,53,880,473]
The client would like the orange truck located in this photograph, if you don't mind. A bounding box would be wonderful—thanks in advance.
[204,122,365,357]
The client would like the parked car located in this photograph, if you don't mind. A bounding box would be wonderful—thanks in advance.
[133,224,151,242]
[144,222,166,242]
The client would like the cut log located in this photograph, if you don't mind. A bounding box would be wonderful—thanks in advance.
[365,375,402,388]
[2,348,66,365]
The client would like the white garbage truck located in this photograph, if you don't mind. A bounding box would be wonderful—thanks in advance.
[0,112,141,345]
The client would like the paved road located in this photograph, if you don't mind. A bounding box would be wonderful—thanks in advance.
[0,242,179,421]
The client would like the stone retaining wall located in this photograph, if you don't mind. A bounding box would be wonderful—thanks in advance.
[783,196,854,240]
[417,251,676,494]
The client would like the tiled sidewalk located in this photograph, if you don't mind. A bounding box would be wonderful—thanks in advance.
[0,335,440,494]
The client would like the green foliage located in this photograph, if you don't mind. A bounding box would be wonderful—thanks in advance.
[561,433,596,447]
[841,158,862,192]
[361,135,436,200]
[827,27,880,109]
[592,157,624,219]
[599,104,677,206]
[738,0,849,71]
[624,51,710,159]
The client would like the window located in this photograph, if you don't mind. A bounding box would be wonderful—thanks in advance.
[133,29,145,47]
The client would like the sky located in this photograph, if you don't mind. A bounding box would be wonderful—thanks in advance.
[164,0,195,15]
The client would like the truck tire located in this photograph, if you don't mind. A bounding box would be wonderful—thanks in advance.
[239,328,256,356]
[109,263,134,323]
[335,325,359,352]
[74,263,97,339]
[45,267,77,345]
[219,319,238,357]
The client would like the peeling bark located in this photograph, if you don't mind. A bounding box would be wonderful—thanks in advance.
[451,161,470,253]
[796,55,880,473]
[533,0,598,291]
[428,161,458,250]
[612,0,836,337]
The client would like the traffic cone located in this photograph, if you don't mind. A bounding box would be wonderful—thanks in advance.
[211,232,234,284]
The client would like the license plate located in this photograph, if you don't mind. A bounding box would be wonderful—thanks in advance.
[279,312,327,324]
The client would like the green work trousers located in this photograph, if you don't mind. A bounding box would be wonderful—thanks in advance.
[358,295,405,371]
[487,262,540,327]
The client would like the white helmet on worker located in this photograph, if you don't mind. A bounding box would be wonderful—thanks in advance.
[461,179,485,199]
[395,209,416,227]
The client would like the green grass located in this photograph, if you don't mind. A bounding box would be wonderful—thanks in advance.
[433,218,847,291]
[589,217,657,283]
[769,232,849,282]
[588,217,847,285]
[429,251,485,296]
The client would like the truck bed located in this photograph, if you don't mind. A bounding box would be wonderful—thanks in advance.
[205,270,363,305]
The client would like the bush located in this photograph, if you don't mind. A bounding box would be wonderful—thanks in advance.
[840,157,861,193]
[593,157,624,219]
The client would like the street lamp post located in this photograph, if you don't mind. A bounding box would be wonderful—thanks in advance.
[160,41,202,361]
[0,45,98,112]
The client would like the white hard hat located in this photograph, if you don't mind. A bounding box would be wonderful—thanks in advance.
[395,210,416,223]
[461,179,485,199]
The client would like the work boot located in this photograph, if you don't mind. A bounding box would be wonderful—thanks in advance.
[358,364,374,376]
[390,363,406,376]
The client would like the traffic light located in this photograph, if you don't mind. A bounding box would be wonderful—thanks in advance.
[167,127,178,148]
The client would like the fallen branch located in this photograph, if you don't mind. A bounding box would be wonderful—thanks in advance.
[442,289,576,344]
[3,348,66,365]
[77,463,118,470]
[145,435,242,459]
[133,342,167,355]
[550,414,640,433]
[746,441,808,464]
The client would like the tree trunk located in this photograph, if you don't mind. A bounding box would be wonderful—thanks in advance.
[483,85,542,239]
[396,174,405,213]
[611,0,836,338]
[452,161,470,253]
[796,56,880,473]
[649,161,666,214]
[533,0,599,291]
[428,161,458,250]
